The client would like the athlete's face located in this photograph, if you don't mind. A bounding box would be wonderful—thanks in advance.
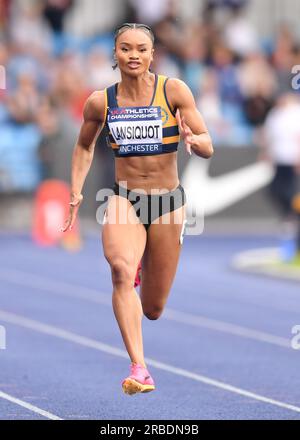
[115,29,154,76]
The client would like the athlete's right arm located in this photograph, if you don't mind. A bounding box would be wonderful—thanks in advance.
[61,90,106,232]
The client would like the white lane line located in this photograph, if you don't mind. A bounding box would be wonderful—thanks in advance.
[1,309,300,415]
[163,309,291,348]
[0,390,63,420]
[0,269,111,306]
[232,248,300,282]
[0,269,293,350]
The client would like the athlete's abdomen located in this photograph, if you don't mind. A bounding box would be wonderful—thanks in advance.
[115,152,179,193]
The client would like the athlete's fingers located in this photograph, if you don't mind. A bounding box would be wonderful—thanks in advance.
[183,126,192,140]
[181,116,192,135]
[176,110,192,154]
[61,216,71,233]
[69,205,79,230]
[176,111,183,133]
[61,195,82,232]
[177,112,192,147]
[176,109,183,132]
[61,208,75,232]
[62,212,76,232]
[69,195,83,229]
[185,135,193,155]
[184,128,191,139]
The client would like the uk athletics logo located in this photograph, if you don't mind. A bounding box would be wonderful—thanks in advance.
[161,107,169,126]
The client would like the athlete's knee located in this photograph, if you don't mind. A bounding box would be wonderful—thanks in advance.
[143,305,163,321]
[110,257,134,286]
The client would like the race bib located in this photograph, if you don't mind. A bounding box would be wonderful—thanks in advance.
[107,106,163,155]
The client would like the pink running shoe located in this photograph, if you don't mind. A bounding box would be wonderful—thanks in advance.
[134,261,142,288]
[122,363,155,395]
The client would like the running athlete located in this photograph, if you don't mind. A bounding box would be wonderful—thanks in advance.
[62,23,213,395]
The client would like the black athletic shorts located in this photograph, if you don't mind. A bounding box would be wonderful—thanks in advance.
[113,181,186,231]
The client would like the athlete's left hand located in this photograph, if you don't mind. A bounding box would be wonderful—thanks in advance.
[176,109,193,155]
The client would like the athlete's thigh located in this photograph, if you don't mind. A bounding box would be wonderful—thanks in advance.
[140,205,186,311]
[102,195,147,276]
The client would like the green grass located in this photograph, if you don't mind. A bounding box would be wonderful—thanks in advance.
[272,253,300,273]
[290,255,300,267]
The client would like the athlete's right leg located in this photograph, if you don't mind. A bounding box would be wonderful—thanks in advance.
[101,194,147,367]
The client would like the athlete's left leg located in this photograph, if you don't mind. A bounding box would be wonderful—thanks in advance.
[140,204,186,320]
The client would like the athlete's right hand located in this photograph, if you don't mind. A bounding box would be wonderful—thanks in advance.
[176,109,193,156]
[61,193,83,232]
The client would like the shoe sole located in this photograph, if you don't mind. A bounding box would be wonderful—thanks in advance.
[122,378,155,395]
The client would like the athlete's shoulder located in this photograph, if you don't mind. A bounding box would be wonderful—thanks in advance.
[83,90,106,122]
[165,77,191,93]
[164,78,194,108]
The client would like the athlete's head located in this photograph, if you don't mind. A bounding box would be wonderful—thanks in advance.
[113,23,155,75]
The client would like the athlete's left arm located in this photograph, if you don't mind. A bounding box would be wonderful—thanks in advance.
[166,78,214,158]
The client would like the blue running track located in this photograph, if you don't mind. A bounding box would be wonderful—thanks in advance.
[0,232,299,420]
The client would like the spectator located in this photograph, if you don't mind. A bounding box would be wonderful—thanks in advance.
[210,44,242,105]
[85,46,120,91]
[272,24,296,94]
[238,52,277,126]
[181,23,207,95]
[9,1,52,57]
[36,96,78,182]
[153,0,185,60]
[203,0,249,22]
[223,8,260,56]
[6,70,40,123]
[51,53,90,122]
[262,93,300,224]
[0,0,11,37]
[197,68,230,144]
[151,44,181,79]
[262,93,300,260]
[43,0,74,34]
[128,0,173,26]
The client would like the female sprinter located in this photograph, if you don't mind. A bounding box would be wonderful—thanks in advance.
[62,23,213,395]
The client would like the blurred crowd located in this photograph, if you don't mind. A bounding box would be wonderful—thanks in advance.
[0,0,300,193]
